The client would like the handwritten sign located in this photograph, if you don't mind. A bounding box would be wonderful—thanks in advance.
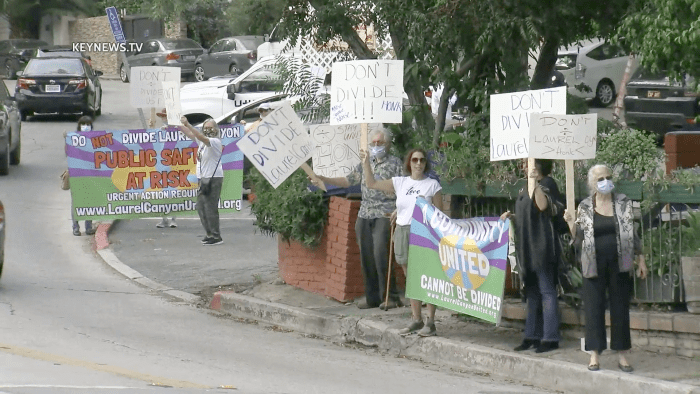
[310,124,361,177]
[330,60,404,124]
[130,66,181,108]
[489,86,566,161]
[161,81,182,126]
[529,113,597,160]
[237,102,315,188]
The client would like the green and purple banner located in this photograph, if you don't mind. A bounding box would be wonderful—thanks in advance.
[65,125,243,220]
[407,198,510,324]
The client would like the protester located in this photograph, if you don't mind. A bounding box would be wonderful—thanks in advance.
[501,159,565,353]
[310,127,403,310]
[155,108,177,228]
[179,116,224,245]
[362,148,443,336]
[244,102,273,134]
[68,116,96,236]
[564,164,648,372]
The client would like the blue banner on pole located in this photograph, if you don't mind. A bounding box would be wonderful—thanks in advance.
[105,6,126,44]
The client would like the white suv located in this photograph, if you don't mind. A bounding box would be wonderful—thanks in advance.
[561,41,637,107]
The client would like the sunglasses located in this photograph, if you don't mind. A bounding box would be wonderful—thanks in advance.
[203,127,216,132]
[411,157,426,163]
[597,175,613,182]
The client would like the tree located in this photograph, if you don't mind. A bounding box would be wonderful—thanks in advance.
[618,0,700,81]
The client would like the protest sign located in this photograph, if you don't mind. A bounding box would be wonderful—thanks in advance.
[130,66,181,109]
[489,86,566,161]
[407,198,510,324]
[65,124,244,220]
[236,101,315,188]
[330,60,404,125]
[161,80,183,126]
[529,113,597,160]
[310,123,361,178]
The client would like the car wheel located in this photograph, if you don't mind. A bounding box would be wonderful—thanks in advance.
[5,60,15,80]
[10,136,20,165]
[229,64,241,75]
[0,138,9,175]
[595,80,615,107]
[19,110,29,121]
[95,92,102,116]
[194,65,206,82]
[120,64,129,83]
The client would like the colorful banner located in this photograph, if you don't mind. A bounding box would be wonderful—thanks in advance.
[65,125,244,220]
[406,198,510,324]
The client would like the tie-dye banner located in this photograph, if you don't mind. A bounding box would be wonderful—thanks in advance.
[407,198,510,324]
[65,125,244,220]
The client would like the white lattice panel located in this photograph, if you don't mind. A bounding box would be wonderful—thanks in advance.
[285,34,395,73]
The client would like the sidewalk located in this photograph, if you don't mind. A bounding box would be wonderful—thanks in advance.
[97,209,700,394]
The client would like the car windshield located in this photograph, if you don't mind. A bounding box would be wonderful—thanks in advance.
[238,37,264,50]
[24,59,84,76]
[162,39,202,50]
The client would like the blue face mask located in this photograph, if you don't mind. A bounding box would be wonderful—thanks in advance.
[597,179,615,194]
[80,124,92,132]
[369,145,387,159]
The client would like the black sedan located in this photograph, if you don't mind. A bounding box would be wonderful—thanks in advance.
[118,38,204,82]
[624,69,699,138]
[0,39,48,79]
[0,79,21,175]
[15,57,103,120]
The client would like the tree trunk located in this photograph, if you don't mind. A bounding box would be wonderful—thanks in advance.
[433,84,453,147]
[612,54,636,128]
[531,37,560,90]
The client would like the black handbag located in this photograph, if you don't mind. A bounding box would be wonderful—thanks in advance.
[198,149,222,196]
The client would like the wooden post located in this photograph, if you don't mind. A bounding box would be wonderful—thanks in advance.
[565,159,576,230]
[149,107,156,128]
[361,123,368,152]
[527,157,536,196]
[300,163,327,191]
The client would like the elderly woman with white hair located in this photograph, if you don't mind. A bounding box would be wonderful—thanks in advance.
[179,116,225,245]
[311,126,404,310]
[564,164,648,373]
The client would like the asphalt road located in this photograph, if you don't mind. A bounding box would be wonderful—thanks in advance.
[0,79,554,393]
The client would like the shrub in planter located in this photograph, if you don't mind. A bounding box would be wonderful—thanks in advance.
[680,211,700,313]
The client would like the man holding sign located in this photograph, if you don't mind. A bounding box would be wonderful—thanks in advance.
[179,116,224,245]
[311,127,403,310]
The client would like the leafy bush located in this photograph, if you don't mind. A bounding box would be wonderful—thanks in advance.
[247,168,329,247]
[595,128,664,180]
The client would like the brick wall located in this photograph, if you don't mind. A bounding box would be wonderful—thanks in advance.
[665,131,700,174]
[69,16,187,77]
[278,196,406,302]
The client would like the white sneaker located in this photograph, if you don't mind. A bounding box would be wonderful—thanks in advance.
[169,218,177,228]
[156,219,168,228]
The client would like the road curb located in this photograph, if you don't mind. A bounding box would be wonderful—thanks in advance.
[211,290,700,394]
[95,221,201,304]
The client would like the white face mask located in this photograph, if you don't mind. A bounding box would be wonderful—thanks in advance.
[597,179,615,194]
[80,124,92,132]
[369,145,387,159]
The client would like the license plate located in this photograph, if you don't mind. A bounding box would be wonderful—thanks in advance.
[647,90,661,98]
[45,84,61,93]
[183,55,195,61]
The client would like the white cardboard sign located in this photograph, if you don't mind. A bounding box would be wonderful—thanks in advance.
[529,113,598,160]
[310,124,361,178]
[160,81,182,126]
[330,60,404,124]
[489,86,566,161]
[129,66,181,109]
[237,101,315,188]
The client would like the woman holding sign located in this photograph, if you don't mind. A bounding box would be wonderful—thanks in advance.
[362,148,443,337]
[565,164,647,372]
[501,159,565,353]
[179,116,224,245]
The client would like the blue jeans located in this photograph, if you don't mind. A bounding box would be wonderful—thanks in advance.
[524,266,560,342]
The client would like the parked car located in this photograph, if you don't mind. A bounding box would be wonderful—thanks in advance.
[555,49,578,71]
[624,68,699,138]
[0,198,4,278]
[15,57,103,120]
[0,78,21,175]
[36,45,92,66]
[181,56,283,124]
[211,93,289,126]
[194,36,264,82]
[0,39,49,79]
[561,41,637,107]
[118,38,204,83]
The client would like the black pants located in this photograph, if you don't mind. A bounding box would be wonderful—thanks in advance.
[196,177,223,239]
[355,217,400,306]
[583,254,632,353]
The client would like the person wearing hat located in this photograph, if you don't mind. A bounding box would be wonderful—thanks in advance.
[155,108,177,228]
[244,102,273,134]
